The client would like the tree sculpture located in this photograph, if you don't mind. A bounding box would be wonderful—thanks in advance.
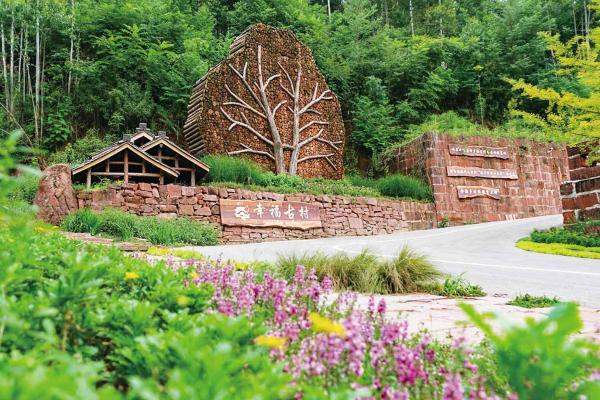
[220,45,342,175]
[184,24,345,179]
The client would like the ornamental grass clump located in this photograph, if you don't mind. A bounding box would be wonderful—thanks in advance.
[61,208,219,246]
[276,248,440,294]
[376,174,433,201]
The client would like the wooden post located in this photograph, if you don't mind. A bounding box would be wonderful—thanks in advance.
[158,146,162,162]
[191,169,196,186]
[159,170,164,185]
[86,168,91,189]
[124,150,129,184]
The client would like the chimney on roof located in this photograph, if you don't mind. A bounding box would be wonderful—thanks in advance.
[157,131,167,138]
[136,122,148,131]
[123,134,132,142]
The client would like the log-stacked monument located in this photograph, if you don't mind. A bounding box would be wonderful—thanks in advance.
[183,23,345,179]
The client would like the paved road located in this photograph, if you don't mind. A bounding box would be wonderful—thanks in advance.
[184,215,600,307]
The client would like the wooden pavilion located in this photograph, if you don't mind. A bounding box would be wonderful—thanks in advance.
[72,123,209,188]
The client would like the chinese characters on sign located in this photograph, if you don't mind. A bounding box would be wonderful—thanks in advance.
[220,199,322,229]
[449,145,509,159]
[457,186,501,200]
[447,166,518,180]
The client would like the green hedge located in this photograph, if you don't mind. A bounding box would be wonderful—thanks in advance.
[529,221,600,248]
[61,208,219,246]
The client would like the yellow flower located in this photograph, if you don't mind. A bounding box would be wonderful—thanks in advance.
[188,272,199,279]
[176,295,191,306]
[308,312,346,337]
[254,335,287,350]
[124,271,140,280]
[234,261,249,270]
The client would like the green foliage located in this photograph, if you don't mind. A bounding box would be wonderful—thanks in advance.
[529,222,600,247]
[398,111,550,146]
[516,240,600,259]
[352,76,401,155]
[461,302,600,399]
[61,207,101,234]
[48,130,116,166]
[375,174,432,201]
[7,174,39,204]
[276,248,440,294]
[134,215,220,246]
[61,208,219,245]
[508,294,560,309]
[203,155,268,185]
[421,275,486,297]
[201,155,432,200]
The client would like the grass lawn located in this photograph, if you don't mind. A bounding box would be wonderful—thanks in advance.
[516,240,600,259]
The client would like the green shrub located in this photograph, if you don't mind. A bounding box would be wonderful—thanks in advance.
[507,294,560,308]
[421,275,486,297]
[203,154,268,185]
[48,129,116,166]
[376,174,432,200]
[7,174,39,204]
[60,208,101,234]
[462,302,600,399]
[529,222,600,247]
[276,248,439,294]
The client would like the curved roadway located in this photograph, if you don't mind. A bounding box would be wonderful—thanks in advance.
[185,215,600,307]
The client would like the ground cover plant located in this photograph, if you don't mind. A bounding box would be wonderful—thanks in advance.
[61,207,219,246]
[276,248,441,294]
[420,275,487,298]
[517,220,600,259]
[507,294,561,308]
[203,155,432,201]
[517,240,600,259]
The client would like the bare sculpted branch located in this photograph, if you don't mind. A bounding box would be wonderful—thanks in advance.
[221,45,337,175]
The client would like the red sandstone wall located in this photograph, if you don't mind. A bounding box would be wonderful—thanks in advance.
[391,133,569,225]
[76,183,436,243]
[561,147,600,223]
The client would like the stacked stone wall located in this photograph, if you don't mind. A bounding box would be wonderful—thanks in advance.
[76,183,436,242]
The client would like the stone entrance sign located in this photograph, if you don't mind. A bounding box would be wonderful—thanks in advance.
[457,186,501,200]
[447,166,518,180]
[449,145,509,159]
[220,199,322,229]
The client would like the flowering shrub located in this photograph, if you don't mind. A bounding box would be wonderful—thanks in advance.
[178,259,503,399]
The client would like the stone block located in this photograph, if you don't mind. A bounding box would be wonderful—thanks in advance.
[203,194,219,202]
[182,186,195,197]
[138,182,152,192]
[178,204,194,216]
[166,184,182,198]
[194,206,212,216]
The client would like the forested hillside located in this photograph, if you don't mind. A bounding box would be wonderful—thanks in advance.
[0,0,597,168]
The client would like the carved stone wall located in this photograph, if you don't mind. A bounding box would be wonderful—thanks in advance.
[76,183,435,243]
[184,23,345,179]
[389,133,569,225]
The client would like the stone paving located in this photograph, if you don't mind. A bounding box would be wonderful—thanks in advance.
[352,293,600,343]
